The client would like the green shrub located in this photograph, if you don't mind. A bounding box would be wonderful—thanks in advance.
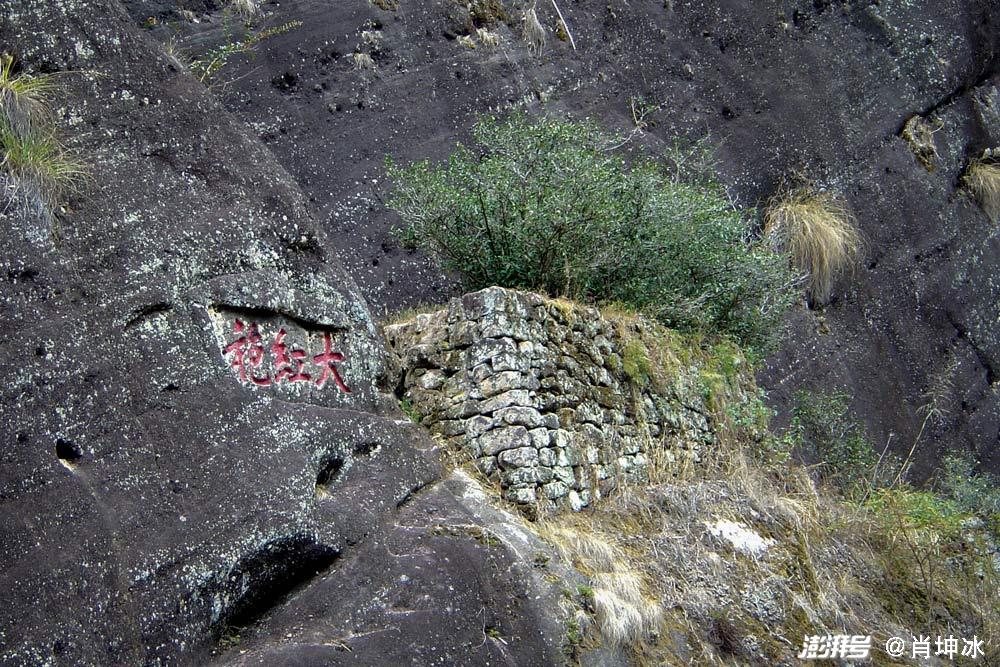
[386,113,797,355]
[938,452,1000,532]
[865,487,966,540]
[789,390,887,495]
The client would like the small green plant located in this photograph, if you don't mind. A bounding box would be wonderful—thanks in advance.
[621,339,652,387]
[189,21,302,83]
[938,452,1000,534]
[1,123,85,202]
[0,56,85,210]
[398,398,422,423]
[387,113,796,355]
[563,616,582,655]
[789,390,886,496]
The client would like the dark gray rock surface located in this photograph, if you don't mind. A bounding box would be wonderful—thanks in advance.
[142,0,1000,475]
[0,2,567,665]
[210,470,579,667]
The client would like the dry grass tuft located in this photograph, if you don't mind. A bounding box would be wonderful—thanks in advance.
[352,52,376,71]
[963,158,1000,222]
[0,54,54,139]
[543,523,620,573]
[764,187,862,304]
[476,28,501,48]
[591,572,663,646]
[538,519,664,649]
[522,8,546,55]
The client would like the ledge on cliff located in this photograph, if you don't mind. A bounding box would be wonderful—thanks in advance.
[383,287,1000,665]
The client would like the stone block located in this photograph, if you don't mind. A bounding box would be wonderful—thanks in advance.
[498,446,539,469]
[528,427,549,449]
[504,486,538,505]
[478,426,530,456]
[481,389,532,413]
[482,371,534,397]
[496,406,544,428]
[538,448,557,467]
[542,481,570,500]
[465,415,495,439]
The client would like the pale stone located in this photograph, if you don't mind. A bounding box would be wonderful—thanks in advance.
[465,415,494,439]
[505,487,537,504]
[502,466,553,485]
[538,448,557,467]
[493,351,531,372]
[568,489,588,511]
[553,466,575,485]
[496,406,544,428]
[498,446,539,469]
[542,481,570,499]
[481,389,532,413]
[576,402,603,424]
[481,371,529,397]
[478,426,530,456]
[550,429,573,449]
[528,427,549,449]
[417,369,446,390]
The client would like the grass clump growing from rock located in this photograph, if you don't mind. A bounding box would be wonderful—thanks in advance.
[764,186,862,305]
[0,54,54,138]
[0,55,85,211]
[1,123,85,204]
[963,158,1000,222]
[387,113,796,356]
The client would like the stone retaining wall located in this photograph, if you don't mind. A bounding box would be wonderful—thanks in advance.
[384,288,714,510]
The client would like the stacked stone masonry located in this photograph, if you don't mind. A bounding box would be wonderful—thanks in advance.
[384,288,713,510]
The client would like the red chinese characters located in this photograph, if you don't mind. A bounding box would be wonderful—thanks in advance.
[223,319,351,392]
[223,320,271,386]
[271,328,311,384]
[312,332,351,393]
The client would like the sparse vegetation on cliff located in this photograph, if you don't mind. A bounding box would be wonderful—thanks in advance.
[0,54,53,138]
[386,112,797,356]
[963,157,1000,222]
[0,55,84,211]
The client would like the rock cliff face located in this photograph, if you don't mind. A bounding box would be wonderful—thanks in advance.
[386,288,713,510]
[139,0,1000,476]
[3,0,1000,665]
[0,3,559,665]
